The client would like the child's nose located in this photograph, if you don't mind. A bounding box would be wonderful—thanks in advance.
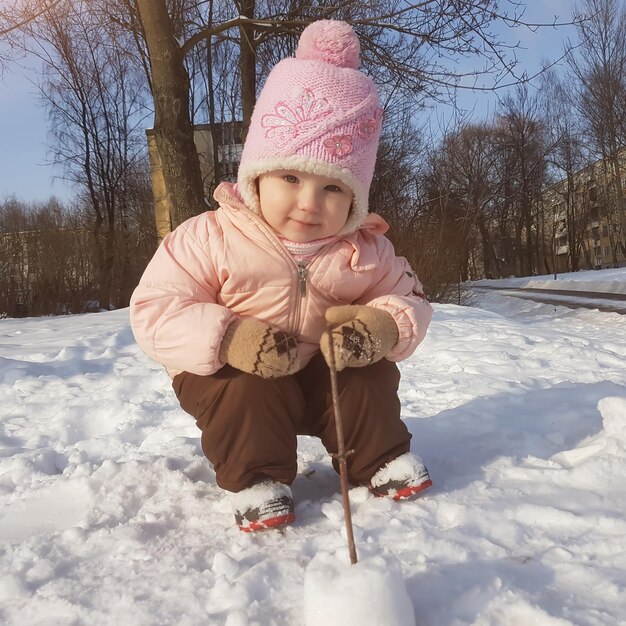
[297,187,320,213]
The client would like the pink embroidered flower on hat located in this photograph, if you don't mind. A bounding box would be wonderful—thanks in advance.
[357,117,377,140]
[261,88,333,141]
[324,134,353,157]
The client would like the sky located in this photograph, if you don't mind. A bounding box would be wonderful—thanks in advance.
[0,1,576,205]
[1,266,625,624]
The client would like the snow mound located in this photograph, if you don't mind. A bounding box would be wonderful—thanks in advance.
[598,396,626,441]
[550,396,626,468]
[304,547,415,626]
[474,589,575,625]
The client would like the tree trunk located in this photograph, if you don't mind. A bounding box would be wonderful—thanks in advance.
[477,218,493,278]
[239,0,256,141]
[137,0,205,229]
[206,10,221,192]
[609,151,626,258]
[524,198,533,274]
[102,224,115,309]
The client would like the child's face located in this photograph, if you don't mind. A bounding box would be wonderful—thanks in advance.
[257,170,352,242]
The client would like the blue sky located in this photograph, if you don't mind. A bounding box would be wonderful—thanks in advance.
[0,1,576,204]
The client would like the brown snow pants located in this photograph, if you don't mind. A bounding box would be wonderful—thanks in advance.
[172,352,411,492]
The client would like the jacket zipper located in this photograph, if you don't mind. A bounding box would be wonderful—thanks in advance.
[292,246,338,333]
[236,209,336,334]
[292,262,307,335]
[297,262,308,297]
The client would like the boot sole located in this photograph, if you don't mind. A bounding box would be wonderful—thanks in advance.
[370,478,432,501]
[238,512,296,533]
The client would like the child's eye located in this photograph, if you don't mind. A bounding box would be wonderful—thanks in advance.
[325,185,342,192]
[284,175,298,183]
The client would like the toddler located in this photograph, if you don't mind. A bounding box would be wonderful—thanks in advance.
[130,20,433,532]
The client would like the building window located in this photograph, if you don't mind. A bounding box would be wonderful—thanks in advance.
[603,225,609,237]
[604,246,611,257]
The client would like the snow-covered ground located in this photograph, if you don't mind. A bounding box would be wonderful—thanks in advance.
[1,287,626,625]
[471,266,626,295]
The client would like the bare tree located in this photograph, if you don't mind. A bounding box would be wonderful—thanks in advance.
[0,197,89,316]
[438,123,504,277]
[116,0,569,229]
[17,0,154,308]
[7,1,590,302]
[0,0,66,71]
[496,84,550,275]
[568,0,626,262]
[420,159,480,297]
[132,0,208,227]
[0,0,64,37]
[540,69,591,272]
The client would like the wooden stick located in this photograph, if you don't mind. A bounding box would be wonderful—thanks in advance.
[326,320,358,565]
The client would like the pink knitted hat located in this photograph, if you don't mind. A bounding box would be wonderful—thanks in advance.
[237,20,382,234]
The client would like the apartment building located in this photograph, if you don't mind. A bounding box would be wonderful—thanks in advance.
[545,152,626,272]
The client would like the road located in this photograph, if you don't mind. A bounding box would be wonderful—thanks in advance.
[471,285,626,315]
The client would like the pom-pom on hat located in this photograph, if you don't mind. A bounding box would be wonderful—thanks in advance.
[237,20,382,234]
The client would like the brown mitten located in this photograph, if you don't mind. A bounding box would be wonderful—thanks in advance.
[320,305,398,371]
[219,318,298,378]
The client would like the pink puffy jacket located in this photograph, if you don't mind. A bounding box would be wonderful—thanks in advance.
[130,183,433,377]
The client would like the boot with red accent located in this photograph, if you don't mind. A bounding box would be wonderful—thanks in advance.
[229,480,295,532]
[369,452,432,500]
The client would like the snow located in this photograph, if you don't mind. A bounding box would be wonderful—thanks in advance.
[304,547,415,626]
[1,273,626,625]
[470,266,626,295]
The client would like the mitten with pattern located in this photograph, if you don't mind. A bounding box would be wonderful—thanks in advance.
[320,305,398,371]
[219,318,299,378]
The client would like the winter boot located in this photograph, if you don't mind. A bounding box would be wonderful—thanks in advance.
[369,452,432,500]
[229,480,295,532]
